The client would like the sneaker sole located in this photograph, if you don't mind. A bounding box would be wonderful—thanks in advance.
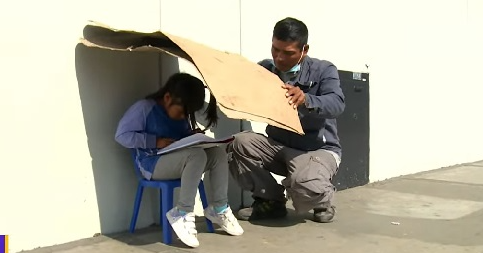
[313,217,335,223]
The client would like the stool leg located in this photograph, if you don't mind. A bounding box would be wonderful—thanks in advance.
[129,184,144,233]
[198,181,215,233]
[161,186,174,244]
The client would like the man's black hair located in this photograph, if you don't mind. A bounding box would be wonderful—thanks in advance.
[273,17,308,50]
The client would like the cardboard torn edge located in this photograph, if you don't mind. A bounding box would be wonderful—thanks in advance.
[78,21,304,135]
[216,105,302,134]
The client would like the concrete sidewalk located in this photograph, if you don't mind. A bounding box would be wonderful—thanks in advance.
[24,161,483,253]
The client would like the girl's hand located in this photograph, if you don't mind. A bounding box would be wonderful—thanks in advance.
[156,138,175,149]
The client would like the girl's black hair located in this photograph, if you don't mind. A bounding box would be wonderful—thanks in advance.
[146,73,218,130]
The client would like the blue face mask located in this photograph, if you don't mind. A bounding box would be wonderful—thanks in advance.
[269,59,301,74]
[286,63,301,73]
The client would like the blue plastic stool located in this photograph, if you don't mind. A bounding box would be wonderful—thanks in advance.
[128,149,215,244]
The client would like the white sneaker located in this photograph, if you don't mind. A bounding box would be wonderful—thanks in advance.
[166,207,199,248]
[204,205,244,236]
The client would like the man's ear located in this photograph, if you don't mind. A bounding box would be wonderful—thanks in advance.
[303,44,310,55]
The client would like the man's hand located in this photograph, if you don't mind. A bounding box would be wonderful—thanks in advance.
[156,138,175,149]
[282,83,306,109]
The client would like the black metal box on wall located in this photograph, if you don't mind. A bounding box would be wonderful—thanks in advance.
[332,71,370,190]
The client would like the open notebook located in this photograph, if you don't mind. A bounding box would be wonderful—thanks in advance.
[156,133,235,155]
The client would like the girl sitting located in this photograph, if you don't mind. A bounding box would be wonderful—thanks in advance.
[115,73,243,248]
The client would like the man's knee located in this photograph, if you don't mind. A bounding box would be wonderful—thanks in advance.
[228,132,250,150]
[284,153,337,212]
[227,133,255,175]
[228,131,262,155]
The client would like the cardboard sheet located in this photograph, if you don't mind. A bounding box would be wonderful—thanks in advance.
[79,21,304,134]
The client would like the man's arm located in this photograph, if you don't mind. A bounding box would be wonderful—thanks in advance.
[304,64,345,119]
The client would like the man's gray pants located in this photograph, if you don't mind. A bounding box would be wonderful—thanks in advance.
[227,131,339,213]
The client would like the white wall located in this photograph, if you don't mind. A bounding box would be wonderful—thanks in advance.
[0,0,162,252]
[1,0,482,251]
[240,0,483,181]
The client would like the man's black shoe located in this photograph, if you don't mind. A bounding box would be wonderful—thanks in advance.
[313,206,336,223]
[238,198,287,221]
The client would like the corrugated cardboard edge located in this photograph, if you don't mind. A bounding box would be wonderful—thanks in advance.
[79,21,304,134]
